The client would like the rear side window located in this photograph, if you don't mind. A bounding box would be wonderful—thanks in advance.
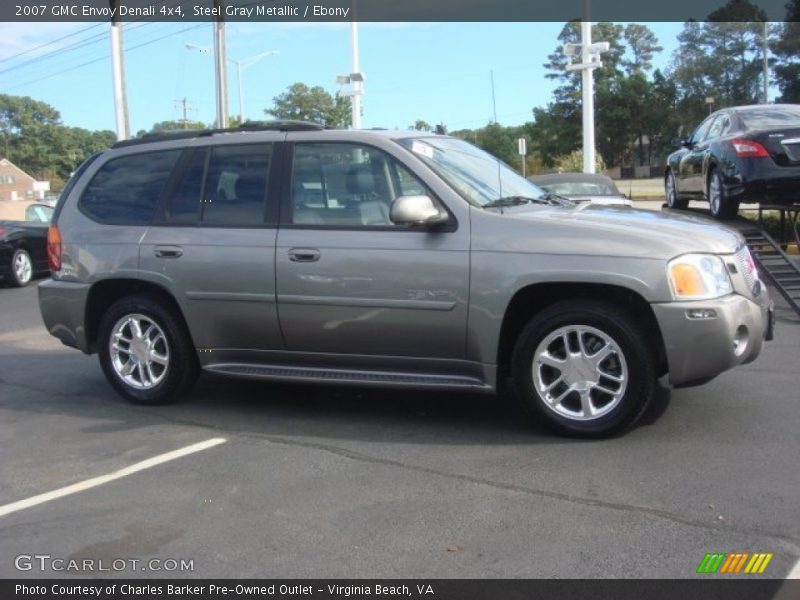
[80,150,181,225]
[739,107,800,129]
[165,143,272,226]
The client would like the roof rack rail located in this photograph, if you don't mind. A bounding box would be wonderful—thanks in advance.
[111,120,325,149]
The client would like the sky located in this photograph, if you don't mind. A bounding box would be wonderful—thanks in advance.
[0,21,685,134]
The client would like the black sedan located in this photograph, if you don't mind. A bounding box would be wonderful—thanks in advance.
[0,201,53,287]
[665,104,800,219]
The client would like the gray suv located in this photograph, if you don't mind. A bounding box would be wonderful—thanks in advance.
[38,122,774,437]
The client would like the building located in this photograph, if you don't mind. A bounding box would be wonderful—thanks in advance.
[0,158,50,201]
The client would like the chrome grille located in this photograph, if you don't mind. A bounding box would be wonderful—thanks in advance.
[735,245,758,293]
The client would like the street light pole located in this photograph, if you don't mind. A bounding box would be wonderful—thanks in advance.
[109,1,130,141]
[580,3,594,174]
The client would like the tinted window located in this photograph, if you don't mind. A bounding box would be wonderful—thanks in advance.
[164,144,272,226]
[706,114,731,139]
[25,204,53,223]
[167,148,207,224]
[690,115,717,144]
[291,143,431,227]
[80,150,181,225]
[738,107,800,129]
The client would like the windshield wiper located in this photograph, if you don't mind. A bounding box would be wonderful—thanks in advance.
[540,192,575,207]
[483,196,546,209]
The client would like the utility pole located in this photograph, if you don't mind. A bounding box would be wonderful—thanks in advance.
[350,19,362,129]
[213,0,229,128]
[109,0,130,141]
[490,70,497,123]
[175,97,197,128]
[762,21,769,104]
[580,5,594,174]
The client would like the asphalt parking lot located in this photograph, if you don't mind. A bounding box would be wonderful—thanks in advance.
[1,273,799,579]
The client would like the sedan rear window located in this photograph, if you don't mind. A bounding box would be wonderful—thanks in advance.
[739,107,800,129]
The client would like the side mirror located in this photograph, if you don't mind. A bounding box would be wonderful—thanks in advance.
[681,138,695,149]
[390,195,447,226]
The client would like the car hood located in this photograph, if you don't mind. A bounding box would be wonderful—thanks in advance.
[472,203,744,259]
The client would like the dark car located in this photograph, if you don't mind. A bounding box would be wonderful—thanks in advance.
[665,104,800,219]
[0,200,53,286]
[528,173,633,206]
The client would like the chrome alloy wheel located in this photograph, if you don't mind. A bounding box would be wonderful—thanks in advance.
[13,251,32,284]
[709,173,722,215]
[109,314,170,389]
[532,325,628,421]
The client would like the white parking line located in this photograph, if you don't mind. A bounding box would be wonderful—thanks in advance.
[787,557,800,579]
[0,437,227,518]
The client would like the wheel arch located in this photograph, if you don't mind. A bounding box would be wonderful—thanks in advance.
[85,278,193,354]
[496,282,667,384]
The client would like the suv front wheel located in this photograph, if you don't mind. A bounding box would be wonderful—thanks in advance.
[98,294,198,404]
[511,299,655,437]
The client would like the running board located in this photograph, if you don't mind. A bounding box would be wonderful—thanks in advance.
[204,363,491,390]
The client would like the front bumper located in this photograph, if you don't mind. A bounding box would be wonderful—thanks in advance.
[38,278,91,353]
[651,291,773,387]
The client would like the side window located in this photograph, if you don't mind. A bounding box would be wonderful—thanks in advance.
[165,144,272,226]
[80,150,181,225]
[707,114,730,140]
[690,116,717,144]
[25,204,53,223]
[290,143,431,227]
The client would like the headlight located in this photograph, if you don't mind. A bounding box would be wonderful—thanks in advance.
[667,254,733,300]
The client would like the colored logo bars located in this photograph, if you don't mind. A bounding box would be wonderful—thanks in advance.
[696,552,773,574]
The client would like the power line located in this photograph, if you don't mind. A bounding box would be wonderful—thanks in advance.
[0,23,104,65]
[1,24,207,94]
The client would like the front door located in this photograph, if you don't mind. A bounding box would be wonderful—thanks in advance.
[275,141,470,360]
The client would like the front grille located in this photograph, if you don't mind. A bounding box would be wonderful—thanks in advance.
[735,245,758,294]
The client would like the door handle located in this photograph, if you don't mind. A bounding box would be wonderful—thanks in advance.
[154,245,183,259]
[288,248,320,262]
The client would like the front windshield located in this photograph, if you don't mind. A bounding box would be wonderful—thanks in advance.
[397,136,550,207]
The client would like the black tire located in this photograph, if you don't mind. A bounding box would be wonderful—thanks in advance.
[708,168,739,220]
[9,248,33,287]
[97,294,198,405]
[665,170,688,210]
[511,299,656,438]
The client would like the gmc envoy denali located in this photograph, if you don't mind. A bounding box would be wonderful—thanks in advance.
[38,122,774,437]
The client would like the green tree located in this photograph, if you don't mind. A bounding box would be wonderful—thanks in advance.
[623,24,663,75]
[410,119,432,131]
[265,83,351,128]
[151,119,206,132]
[774,0,800,102]
[670,0,768,131]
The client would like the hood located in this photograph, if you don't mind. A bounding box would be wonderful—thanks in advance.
[472,203,743,259]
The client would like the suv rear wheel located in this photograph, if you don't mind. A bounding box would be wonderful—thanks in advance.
[98,294,198,404]
[511,299,655,438]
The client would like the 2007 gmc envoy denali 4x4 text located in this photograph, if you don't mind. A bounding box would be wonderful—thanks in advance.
[38,122,774,437]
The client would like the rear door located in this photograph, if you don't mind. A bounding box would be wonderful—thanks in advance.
[139,139,284,356]
[679,114,718,194]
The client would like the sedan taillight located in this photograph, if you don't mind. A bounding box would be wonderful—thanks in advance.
[731,138,770,158]
[47,224,62,271]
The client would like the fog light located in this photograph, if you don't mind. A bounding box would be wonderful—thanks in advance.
[686,308,718,319]
[733,325,749,356]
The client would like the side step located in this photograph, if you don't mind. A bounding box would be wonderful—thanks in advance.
[741,228,800,316]
[204,363,491,391]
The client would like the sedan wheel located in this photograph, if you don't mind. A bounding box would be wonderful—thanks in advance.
[665,171,688,209]
[708,169,739,220]
[10,249,33,287]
